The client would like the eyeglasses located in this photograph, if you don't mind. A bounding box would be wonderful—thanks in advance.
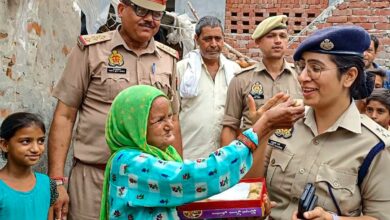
[294,61,344,80]
[124,1,165,21]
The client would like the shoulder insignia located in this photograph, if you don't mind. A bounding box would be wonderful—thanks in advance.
[77,32,112,50]
[361,114,390,146]
[235,64,257,76]
[249,81,264,99]
[155,41,179,59]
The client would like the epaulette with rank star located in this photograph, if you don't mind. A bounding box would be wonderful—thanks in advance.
[77,32,112,50]
[155,41,179,59]
[235,63,257,76]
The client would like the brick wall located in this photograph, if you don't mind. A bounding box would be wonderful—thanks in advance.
[224,0,390,68]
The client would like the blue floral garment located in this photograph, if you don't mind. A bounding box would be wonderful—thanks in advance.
[107,129,258,220]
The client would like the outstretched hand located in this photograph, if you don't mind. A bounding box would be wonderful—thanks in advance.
[252,98,305,138]
[247,93,290,124]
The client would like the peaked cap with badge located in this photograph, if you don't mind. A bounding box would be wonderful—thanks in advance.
[123,0,167,11]
[293,25,373,100]
[293,25,371,61]
[251,15,288,40]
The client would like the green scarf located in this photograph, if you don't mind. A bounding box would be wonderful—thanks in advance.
[100,85,182,220]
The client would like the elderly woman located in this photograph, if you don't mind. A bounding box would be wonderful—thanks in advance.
[99,85,304,219]
[257,26,390,220]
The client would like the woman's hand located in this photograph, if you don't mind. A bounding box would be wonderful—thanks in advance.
[291,207,333,220]
[263,193,277,218]
[252,99,305,139]
[247,93,290,124]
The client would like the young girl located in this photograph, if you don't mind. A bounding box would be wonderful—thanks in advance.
[0,112,58,219]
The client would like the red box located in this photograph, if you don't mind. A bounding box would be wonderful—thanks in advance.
[177,178,266,219]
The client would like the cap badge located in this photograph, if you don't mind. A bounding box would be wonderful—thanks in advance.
[320,39,334,51]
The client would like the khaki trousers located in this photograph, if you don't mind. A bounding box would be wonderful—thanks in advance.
[67,160,105,220]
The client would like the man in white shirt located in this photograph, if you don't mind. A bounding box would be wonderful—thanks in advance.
[177,16,241,160]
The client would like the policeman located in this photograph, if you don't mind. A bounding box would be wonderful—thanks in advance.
[220,15,302,146]
[264,26,390,219]
[47,0,182,219]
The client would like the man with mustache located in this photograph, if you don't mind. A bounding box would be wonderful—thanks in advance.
[220,15,302,149]
[47,0,182,219]
[177,16,241,160]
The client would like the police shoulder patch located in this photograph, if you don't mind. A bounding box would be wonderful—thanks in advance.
[235,64,257,76]
[361,114,390,146]
[249,81,264,99]
[155,41,179,59]
[77,32,113,50]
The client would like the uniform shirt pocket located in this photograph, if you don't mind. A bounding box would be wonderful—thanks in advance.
[101,67,131,102]
[266,149,294,189]
[316,164,360,215]
[152,72,173,101]
[254,99,266,109]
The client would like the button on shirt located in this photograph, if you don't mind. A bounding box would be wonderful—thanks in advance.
[178,57,241,160]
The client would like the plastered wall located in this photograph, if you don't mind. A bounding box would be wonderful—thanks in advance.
[0,0,80,173]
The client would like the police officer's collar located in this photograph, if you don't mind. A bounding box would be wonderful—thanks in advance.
[254,58,294,75]
[303,102,362,136]
[112,27,159,56]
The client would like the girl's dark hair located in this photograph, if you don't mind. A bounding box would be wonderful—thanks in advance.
[366,88,390,111]
[329,55,373,99]
[0,112,46,159]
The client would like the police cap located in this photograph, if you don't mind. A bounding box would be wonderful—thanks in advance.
[127,0,167,11]
[251,15,288,40]
[293,25,371,61]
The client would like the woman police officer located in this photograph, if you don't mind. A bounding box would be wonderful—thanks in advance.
[261,26,390,220]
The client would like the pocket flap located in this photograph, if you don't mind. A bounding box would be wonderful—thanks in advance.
[269,149,293,172]
[316,164,356,193]
[153,73,171,87]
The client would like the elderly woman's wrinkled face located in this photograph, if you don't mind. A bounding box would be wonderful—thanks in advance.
[147,97,174,150]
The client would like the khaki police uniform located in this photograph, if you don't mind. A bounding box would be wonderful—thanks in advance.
[52,30,179,219]
[266,103,390,219]
[222,60,302,131]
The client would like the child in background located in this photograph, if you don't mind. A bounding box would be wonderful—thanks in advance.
[367,68,386,88]
[366,88,390,129]
[0,112,58,219]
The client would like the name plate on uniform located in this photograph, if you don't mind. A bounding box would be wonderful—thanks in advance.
[268,139,286,151]
[107,67,127,74]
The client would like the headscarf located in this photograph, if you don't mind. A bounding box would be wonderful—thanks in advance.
[100,85,182,219]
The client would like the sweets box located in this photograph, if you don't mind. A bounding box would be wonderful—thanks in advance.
[177,178,266,219]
